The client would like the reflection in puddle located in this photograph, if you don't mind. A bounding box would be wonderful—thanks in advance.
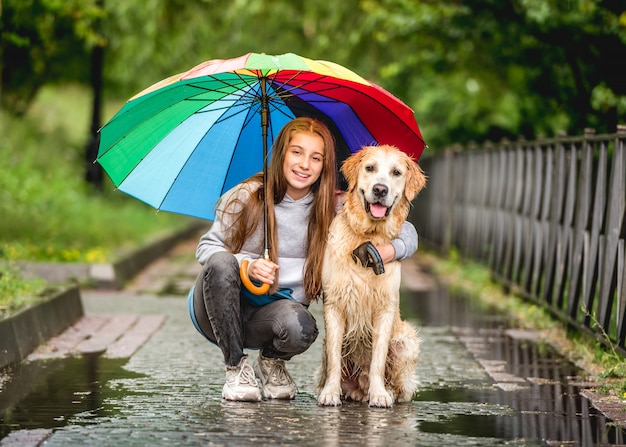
[420,413,515,439]
[405,285,626,446]
[0,354,143,439]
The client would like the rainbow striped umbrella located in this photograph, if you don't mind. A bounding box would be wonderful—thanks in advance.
[97,52,426,221]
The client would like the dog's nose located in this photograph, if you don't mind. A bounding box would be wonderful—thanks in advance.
[372,184,388,198]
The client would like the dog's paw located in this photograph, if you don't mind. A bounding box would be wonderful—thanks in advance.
[345,388,368,403]
[368,390,394,408]
[318,387,343,406]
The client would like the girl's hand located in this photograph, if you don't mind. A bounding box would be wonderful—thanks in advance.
[374,243,396,264]
[249,258,280,285]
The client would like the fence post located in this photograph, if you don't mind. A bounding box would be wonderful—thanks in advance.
[420,126,626,354]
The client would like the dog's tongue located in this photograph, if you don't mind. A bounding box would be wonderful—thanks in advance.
[370,203,388,218]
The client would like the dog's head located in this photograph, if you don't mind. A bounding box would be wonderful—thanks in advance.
[341,145,426,223]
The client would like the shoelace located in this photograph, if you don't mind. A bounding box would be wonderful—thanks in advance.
[237,362,258,386]
[267,360,292,386]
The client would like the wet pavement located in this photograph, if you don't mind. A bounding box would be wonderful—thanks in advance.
[1,238,626,446]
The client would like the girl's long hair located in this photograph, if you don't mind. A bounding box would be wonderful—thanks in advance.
[221,117,337,302]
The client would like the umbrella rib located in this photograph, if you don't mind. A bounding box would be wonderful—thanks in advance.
[187,71,401,124]
[263,75,424,147]
[182,73,265,127]
[181,71,266,106]
[150,73,265,213]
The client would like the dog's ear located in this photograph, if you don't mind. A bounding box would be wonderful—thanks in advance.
[404,157,427,201]
[341,147,369,191]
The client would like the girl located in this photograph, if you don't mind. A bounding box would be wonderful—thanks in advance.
[189,117,417,401]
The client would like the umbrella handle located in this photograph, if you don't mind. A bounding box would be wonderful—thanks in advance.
[239,259,271,295]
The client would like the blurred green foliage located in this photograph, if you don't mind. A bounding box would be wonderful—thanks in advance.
[0,0,623,265]
[0,84,191,263]
[2,0,625,149]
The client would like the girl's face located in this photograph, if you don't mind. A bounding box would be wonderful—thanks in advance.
[282,131,325,200]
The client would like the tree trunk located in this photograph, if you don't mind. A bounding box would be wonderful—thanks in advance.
[85,5,104,190]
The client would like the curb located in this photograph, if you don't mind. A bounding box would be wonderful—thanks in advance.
[0,286,83,370]
[0,220,208,370]
[13,220,206,289]
[105,219,206,289]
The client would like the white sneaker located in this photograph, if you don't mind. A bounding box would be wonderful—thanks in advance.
[254,353,297,399]
[222,356,261,402]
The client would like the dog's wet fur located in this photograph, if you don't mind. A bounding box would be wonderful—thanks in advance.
[317,145,427,408]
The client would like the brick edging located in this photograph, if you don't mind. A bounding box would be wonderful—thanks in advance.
[0,286,83,370]
[110,220,206,288]
[11,220,207,289]
[0,220,208,370]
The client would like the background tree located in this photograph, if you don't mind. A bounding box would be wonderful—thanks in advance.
[352,0,626,147]
[2,0,625,152]
[0,0,104,115]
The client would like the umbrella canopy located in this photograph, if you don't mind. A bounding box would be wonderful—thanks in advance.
[97,52,426,221]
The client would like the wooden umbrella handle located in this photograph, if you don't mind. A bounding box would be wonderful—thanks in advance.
[240,259,270,295]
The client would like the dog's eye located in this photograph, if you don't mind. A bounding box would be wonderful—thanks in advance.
[392,169,402,177]
[365,165,375,172]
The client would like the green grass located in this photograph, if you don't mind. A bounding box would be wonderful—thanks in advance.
[0,264,46,319]
[0,84,193,315]
[0,84,191,263]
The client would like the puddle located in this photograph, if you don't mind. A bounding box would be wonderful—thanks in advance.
[1,285,625,446]
[0,355,143,439]
[405,286,626,446]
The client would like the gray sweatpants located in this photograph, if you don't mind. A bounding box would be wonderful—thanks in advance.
[191,251,319,367]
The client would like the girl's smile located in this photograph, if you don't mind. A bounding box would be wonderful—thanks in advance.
[283,131,325,200]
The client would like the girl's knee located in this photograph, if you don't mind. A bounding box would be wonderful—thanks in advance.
[202,252,238,280]
[206,251,237,269]
[278,305,318,352]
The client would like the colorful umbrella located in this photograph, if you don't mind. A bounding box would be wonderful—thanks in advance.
[96,52,426,222]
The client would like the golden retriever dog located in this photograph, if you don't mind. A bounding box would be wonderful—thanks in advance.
[317,144,426,408]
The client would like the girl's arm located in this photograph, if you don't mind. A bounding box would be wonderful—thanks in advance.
[377,221,418,263]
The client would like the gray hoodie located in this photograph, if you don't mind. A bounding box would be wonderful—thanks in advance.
[196,181,418,303]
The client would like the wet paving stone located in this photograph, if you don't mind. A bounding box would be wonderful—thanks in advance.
[2,248,626,446]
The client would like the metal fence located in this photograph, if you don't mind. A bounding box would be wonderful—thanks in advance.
[410,126,626,351]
